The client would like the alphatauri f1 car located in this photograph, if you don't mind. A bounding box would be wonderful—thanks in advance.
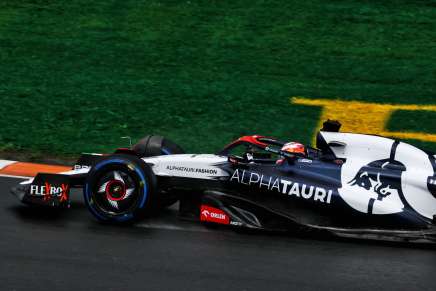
[12,121,436,243]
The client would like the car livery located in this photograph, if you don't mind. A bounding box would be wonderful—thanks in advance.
[11,121,436,244]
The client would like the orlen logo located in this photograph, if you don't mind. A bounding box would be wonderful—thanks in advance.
[200,205,230,225]
[30,182,69,202]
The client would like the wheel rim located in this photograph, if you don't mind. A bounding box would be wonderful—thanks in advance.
[94,169,139,215]
[105,180,126,201]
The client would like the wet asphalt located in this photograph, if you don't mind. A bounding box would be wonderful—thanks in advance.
[0,177,435,291]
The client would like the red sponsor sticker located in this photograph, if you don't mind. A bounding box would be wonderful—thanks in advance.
[200,205,230,225]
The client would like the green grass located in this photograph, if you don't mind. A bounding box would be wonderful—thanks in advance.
[0,0,435,158]
[388,110,436,133]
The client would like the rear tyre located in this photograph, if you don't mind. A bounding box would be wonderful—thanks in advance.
[83,154,157,223]
[132,135,185,208]
[132,135,184,157]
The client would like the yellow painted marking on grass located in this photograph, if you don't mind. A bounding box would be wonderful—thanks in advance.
[291,97,436,145]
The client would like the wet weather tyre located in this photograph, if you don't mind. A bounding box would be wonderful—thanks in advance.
[83,154,157,223]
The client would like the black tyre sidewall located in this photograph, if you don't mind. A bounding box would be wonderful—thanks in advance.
[84,154,156,223]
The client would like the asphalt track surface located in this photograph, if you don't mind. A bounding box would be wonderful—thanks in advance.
[0,177,435,291]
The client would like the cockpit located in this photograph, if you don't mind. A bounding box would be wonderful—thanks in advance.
[218,135,323,165]
[218,120,344,165]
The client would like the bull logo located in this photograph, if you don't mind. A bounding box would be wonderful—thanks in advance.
[337,140,436,218]
[339,158,407,215]
[348,159,406,211]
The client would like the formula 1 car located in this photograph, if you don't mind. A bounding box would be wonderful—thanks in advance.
[11,120,436,243]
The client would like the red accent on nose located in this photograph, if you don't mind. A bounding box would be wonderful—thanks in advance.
[60,184,69,203]
[105,180,126,201]
[44,182,51,201]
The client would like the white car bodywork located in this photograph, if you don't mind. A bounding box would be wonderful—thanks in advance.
[19,132,436,220]
[320,131,436,219]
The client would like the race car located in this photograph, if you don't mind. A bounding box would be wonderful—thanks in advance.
[11,120,436,243]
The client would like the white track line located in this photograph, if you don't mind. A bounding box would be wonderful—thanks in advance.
[0,160,16,169]
[0,174,31,179]
[0,160,30,179]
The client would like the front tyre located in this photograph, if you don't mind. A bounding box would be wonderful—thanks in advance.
[83,154,157,223]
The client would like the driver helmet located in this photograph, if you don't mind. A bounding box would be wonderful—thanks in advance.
[281,142,306,156]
